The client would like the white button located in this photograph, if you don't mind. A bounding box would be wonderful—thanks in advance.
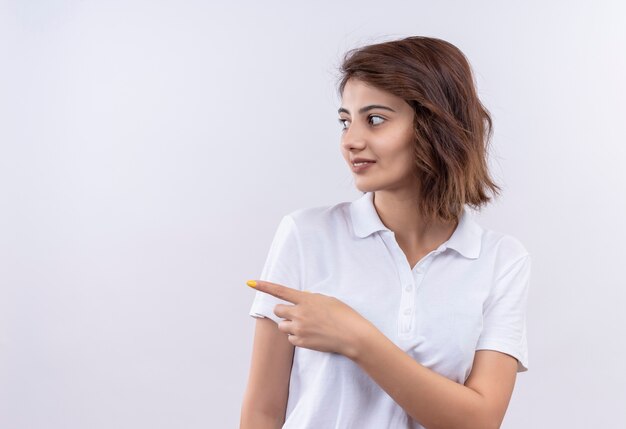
[405,284,412,292]
[403,308,412,315]
[415,267,422,274]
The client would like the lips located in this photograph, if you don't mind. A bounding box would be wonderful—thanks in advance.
[351,161,375,173]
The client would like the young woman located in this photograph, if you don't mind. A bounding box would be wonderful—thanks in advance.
[240,36,531,429]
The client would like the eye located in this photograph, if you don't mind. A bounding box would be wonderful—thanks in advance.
[337,115,385,132]
[369,115,384,126]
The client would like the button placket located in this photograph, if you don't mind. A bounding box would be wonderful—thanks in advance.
[399,283,413,331]
[400,260,433,336]
[378,231,421,338]
[398,251,445,341]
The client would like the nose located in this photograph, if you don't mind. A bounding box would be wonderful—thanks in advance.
[340,120,367,152]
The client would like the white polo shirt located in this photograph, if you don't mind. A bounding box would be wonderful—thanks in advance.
[248,191,531,429]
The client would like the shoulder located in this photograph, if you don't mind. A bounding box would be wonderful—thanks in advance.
[478,224,531,271]
[284,200,352,233]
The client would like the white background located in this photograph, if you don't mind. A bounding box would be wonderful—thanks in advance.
[1,1,625,428]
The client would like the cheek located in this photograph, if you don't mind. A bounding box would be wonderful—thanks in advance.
[388,148,416,177]
[386,143,414,165]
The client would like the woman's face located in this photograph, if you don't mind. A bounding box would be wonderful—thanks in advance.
[339,78,418,194]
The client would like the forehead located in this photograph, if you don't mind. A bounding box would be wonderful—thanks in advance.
[341,79,405,111]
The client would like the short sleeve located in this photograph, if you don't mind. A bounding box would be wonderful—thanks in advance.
[248,215,303,325]
[476,254,531,372]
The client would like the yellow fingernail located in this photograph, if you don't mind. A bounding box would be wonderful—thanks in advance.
[246,280,257,288]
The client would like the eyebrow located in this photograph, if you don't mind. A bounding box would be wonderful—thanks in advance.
[337,104,397,115]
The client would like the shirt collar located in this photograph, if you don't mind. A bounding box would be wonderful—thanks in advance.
[349,191,482,259]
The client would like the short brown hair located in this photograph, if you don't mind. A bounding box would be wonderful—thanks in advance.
[336,36,501,223]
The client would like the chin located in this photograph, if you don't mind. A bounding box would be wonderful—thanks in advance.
[354,182,378,193]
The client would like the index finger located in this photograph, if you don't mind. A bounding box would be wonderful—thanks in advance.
[246,280,304,304]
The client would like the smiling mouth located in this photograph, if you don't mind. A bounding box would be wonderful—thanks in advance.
[351,161,375,172]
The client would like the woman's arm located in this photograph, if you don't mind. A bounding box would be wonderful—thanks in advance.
[240,317,295,429]
[348,325,518,429]
[244,280,518,428]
